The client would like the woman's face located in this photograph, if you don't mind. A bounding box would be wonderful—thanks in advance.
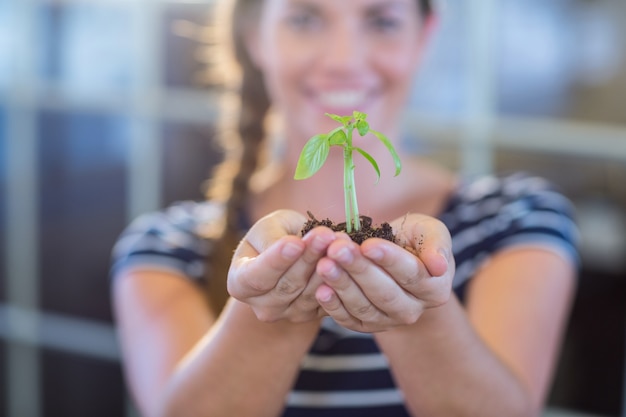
[247,0,430,145]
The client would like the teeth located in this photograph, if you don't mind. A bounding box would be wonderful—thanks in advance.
[318,90,366,108]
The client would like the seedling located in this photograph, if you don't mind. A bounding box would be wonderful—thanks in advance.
[294,111,402,233]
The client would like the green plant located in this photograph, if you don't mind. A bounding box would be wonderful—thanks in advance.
[294,111,402,233]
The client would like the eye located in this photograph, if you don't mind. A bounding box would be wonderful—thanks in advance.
[368,14,403,33]
[285,9,323,32]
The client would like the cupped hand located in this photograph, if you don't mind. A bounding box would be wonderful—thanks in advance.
[314,214,455,332]
[227,209,336,323]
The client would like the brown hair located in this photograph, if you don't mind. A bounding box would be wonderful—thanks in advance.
[204,0,433,314]
[201,0,268,313]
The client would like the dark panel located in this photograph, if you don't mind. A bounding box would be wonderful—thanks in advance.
[0,108,5,303]
[162,121,221,205]
[38,110,128,322]
[41,349,125,417]
[163,3,215,88]
[0,342,5,415]
[548,268,626,416]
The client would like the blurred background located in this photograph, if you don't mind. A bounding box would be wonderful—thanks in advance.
[0,0,625,416]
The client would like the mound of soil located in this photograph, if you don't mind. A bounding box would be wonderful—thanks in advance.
[300,211,396,245]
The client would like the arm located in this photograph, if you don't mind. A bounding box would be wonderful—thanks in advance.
[112,210,335,417]
[113,272,320,417]
[314,214,576,416]
[112,269,214,417]
[375,248,575,416]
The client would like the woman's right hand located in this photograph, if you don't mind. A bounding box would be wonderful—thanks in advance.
[227,209,336,323]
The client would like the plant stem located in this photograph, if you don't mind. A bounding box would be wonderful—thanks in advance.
[343,147,353,233]
[350,159,360,231]
[343,125,360,232]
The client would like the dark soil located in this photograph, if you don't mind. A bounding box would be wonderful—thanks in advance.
[300,211,396,245]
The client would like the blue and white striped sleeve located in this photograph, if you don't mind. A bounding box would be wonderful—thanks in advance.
[494,174,581,266]
[445,173,581,291]
[110,201,224,284]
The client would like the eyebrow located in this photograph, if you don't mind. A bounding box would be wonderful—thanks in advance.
[363,0,413,12]
[285,0,411,13]
[284,0,321,11]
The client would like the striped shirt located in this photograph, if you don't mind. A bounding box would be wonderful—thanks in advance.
[111,172,579,416]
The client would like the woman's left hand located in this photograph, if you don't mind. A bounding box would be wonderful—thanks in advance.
[315,214,455,333]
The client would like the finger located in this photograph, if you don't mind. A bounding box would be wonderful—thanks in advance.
[315,284,360,327]
[366,220,454,309]
[315,283,399,333]
[288,226,336,281]
[292,272,326,313]
[315,285,378,332]
[229,209,309,299]
[228,235,305,299]
[360,238,440,312]
[320,242,396,322]
[361,238,423,289]
[316,254,375,320]
[245,209,308,255]
[390,214,452,277]
[262,226,336,308]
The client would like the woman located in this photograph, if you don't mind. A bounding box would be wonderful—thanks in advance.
[111,0,579,416]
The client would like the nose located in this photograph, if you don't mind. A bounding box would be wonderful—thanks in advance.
[319,20,366,76]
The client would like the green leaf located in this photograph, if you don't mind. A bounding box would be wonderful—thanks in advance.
[356,120,369,136]
[370,129,402,176]
[294,134,330,180]
[352,110,367,121]
[328,128,347,146]
[355,147,380,183]
[325,113,352,126]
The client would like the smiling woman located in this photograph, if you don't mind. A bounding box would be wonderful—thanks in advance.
[110,1,580,416]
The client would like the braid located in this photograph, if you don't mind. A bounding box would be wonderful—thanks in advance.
[204,0,269,314]
[224,74,270,232]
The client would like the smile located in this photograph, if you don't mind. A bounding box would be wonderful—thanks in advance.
[317,90,368,109]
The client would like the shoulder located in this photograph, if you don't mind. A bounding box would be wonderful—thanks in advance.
[110,200,226,284]
[441,173,580,289]
[442,172,578,231]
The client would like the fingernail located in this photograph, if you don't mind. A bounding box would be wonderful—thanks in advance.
[364,247,383,261]
[435,248,450,275]
[312,234,333,251]
[325,264,340,281]
[282,242,303,260]
[317,286,333,303]
[335,247,353,264]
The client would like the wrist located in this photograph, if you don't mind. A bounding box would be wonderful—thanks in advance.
[223,298,322,346]
[376,296,459,344]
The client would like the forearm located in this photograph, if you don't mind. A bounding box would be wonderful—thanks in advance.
[159,298,321,417]
[375,296,536,417]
